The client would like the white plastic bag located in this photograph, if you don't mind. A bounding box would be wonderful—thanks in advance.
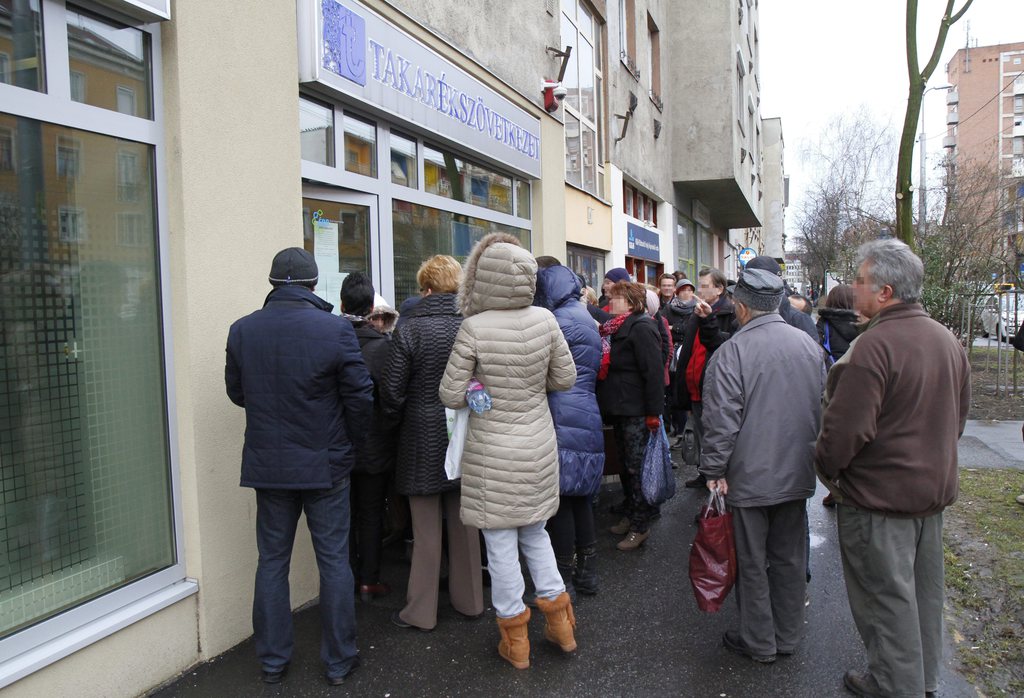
[444,407,470,480]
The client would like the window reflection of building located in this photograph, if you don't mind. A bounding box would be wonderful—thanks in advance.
[0,126,13,171]
[343,113,376,177]
[561,0,604,198]
[117,150,140,202]
[58,206,87,243]
[567,243,606,290]
[66,7,152,119]
[56,137,82,179]
[423,144,513,215]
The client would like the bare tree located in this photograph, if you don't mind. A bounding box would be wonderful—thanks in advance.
[894,0,974,247]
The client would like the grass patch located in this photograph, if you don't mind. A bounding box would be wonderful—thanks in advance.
[944,468,1024,695]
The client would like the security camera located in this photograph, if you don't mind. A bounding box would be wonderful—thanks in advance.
[542,80,567,113]
[553,84,567,100]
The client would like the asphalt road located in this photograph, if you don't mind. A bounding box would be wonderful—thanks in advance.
[151,458,979,698]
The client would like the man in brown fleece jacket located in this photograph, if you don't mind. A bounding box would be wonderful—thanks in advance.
[815,239,970,698]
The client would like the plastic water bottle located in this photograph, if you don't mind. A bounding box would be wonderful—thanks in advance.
[466,378,492,414]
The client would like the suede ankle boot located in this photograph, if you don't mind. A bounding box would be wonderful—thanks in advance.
[535,591,577,653]
[496,608,531,669]
[573,545,598,595]
[555,555,577,603]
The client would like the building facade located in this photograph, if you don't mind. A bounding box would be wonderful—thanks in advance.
[0,1,773,694]
[944,41,1024,280]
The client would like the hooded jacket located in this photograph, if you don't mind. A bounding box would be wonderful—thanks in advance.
[816,307,860,363]
[225,284,374,489]
[533,265,605,497]
[439,234,577,529]
[351,320,397,475]
[379,292,463,496]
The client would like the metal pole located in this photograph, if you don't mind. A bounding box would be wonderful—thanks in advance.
[919,123,927,237]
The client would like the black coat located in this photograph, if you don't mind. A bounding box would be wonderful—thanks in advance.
[597,312,664,418]
[674,295,738,405]
[817,308,860,362]
[379,293,463,496]
[779,296,819,342]
[352,322,398,475]
[659,298,697,343]
[225,285,374,489]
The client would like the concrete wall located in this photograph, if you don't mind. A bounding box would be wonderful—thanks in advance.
[760,117,785,258]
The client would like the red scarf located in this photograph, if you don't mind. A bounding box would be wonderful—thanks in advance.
[598,314,629,380]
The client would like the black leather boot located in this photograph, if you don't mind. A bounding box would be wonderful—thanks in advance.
[556,555,577,603]
[572,546,598,596]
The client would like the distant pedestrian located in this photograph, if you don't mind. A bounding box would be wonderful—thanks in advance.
[815,239,971,698]
[439,233,577,670]
[699,268,826,664]
[225,248,373,686]
[657,273,676,309]
[787,293,812,315]
[379,255,484,632]
[533,259,605,600]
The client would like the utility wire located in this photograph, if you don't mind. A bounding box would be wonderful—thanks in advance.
[922,70,1024,143]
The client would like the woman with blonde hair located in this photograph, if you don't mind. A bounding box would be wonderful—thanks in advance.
[380,255,484,631]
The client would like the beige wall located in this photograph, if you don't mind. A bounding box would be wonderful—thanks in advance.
[566,185,612,251]
[533,116,569,258]
[7,1,319,693]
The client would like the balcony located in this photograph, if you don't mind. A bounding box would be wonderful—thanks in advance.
[943,135,957,149]
[946,90,959,105]
[946,110,959,125]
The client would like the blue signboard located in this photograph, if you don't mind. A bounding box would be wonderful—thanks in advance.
[626,222,660,261]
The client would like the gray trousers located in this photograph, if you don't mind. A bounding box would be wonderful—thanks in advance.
[482,521,565,618]
[732,500,808,656]
[838,505,944,697]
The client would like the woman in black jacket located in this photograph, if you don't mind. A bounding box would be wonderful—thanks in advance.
[379,255,484,631]
[596,281,665,552]
[817,284,860,364]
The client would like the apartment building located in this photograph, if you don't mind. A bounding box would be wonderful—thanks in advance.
[0,1,771,694]
[945,40,1024,278]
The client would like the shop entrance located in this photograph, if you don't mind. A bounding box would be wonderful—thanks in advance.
[625,257,663,286]
[301,186,379,311]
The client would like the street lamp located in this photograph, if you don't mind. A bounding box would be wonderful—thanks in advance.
[919,84,953,237]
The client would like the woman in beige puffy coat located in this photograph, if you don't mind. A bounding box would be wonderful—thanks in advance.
[439,233,578,670]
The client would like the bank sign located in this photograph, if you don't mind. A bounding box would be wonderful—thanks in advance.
[298,0,542,179]
[627,223,660,261]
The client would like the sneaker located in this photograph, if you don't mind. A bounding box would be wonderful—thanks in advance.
[608,517,630,535]
[615,530,650,551]
[722,630,775,664]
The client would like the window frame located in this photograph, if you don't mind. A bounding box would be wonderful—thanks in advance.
[562,0,606,199]
[0,2,194,689]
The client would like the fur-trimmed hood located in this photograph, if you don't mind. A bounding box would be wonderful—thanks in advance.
[458,232,537,317]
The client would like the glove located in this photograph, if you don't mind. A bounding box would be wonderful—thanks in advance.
[645,415,661,432]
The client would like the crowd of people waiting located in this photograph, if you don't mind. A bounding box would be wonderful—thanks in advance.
[225,235,970,698]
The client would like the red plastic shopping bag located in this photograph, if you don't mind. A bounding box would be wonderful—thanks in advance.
[688,489,737,612]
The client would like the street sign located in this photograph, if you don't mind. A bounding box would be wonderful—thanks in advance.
[738,247,757,267]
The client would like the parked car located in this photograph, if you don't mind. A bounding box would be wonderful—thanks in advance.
[980,290,1023,342]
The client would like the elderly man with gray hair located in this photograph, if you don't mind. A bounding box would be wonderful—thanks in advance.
[816,239,970,698]
[699,267,827,664]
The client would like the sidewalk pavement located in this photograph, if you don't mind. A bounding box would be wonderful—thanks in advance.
[959,419,1024,470]
[150,459,979,697]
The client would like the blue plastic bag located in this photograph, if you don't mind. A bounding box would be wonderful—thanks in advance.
[641,422,675,506]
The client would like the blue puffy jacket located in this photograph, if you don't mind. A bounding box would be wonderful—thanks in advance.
[534,266,605,496]
[225,285,374,489]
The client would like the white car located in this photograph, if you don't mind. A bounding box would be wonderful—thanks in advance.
[980,291,1023,342]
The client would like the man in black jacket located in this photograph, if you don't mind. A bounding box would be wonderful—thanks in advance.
[225,248,373,686]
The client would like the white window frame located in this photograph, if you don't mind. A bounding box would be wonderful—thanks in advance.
[57,205,87,242]
[70,69,86,102]
[56,135,82,178]
[117,149,140,202]
[116,211,146,246]
[116,84,137,116]
[0,1,193,689]
[0,126,14,172]
[562,0,605,198]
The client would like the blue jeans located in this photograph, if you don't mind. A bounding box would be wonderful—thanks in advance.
[254,480,357,680]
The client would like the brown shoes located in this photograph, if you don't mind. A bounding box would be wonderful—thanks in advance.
[616,530,650,551]
[608,517,630,535]
[496,608,531,669]
[535,592,577,653]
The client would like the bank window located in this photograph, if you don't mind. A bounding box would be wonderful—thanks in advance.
[299,95,335,166]
[390,131,417,188]
[0,127,13,171]
[562,0,605,198]
[423,144,513,215]
[516,180,531,219]
[117,150,141,202]
[343,112,376,177]
[624,183,657,226]
[566,243,606,290]
[67,6,153,119]
[0,0,44,92]
[392,199,529,300]
[57,136,81,178]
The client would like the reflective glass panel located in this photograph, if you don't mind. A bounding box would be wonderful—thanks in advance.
[392,200,530,301]
[67,6,152,118]
[0,0,45,92]
[390,131,417,189]
[581,125,596,193]
[301,198,371,288]
[515,180,531,219]
[566,243,605,291]
[564,114,581,188]
[0,115,172,638]
[423,145,512,214]
[299,97,334,166]
[343,113,376,177]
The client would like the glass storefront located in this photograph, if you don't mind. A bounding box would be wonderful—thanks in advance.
[0,0,46,93]
[0,116,174,639]
[566,243,605,290]
[392,200,529,301]
[677,215,696,279]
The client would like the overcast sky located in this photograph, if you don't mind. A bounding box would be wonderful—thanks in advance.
[759,0,1024,246]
